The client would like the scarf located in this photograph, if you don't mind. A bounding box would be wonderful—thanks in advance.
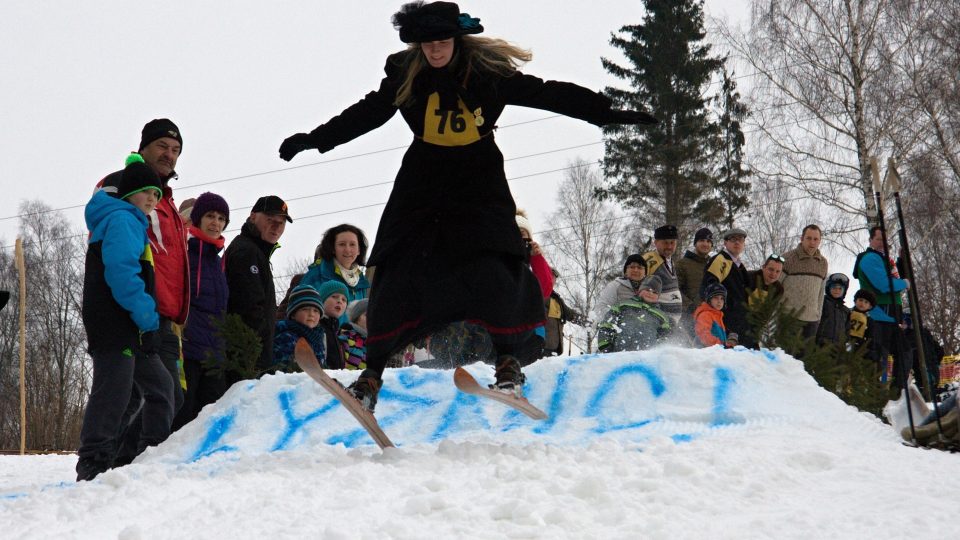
[335,260,361,288]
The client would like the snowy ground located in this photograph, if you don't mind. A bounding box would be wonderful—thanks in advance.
[1,347,957,539]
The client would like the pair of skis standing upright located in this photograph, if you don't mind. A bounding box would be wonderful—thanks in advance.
[870,158,954,450]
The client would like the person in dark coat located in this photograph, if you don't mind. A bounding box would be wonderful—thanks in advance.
[701,228,753,348]
[0,290,9,311]
[171,192,230,431]
[816,273,850,347]
[224,195,291,377]
[278,1,656,409]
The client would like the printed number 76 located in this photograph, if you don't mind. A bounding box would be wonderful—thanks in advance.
[435,109,466,134]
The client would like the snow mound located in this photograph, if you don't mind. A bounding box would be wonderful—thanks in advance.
[140,345,894,465]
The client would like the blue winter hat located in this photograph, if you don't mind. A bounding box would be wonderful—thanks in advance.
[316,280,349,304]
[286,285,323,319]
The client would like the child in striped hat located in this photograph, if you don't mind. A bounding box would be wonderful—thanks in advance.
[272,285,328,370]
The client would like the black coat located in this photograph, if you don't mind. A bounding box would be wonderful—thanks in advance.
[224,221,278,371]
[816,295,850,347]
[298,50,619,362]
[701,250,751,346]
[306,50,618,265]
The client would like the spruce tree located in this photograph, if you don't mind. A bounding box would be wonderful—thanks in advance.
[598,0,727,237]
[714,68,751,229]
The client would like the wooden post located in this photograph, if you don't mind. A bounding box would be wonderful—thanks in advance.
[15,238,27,455]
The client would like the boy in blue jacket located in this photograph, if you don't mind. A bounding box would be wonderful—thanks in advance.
[77,155,175,481]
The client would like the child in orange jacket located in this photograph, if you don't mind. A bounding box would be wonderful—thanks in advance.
[694,284,736,348]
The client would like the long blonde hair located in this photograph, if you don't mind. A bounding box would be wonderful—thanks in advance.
[393,35,533,107]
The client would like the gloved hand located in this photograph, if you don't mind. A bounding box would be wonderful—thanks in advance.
[604,109,659,126]
[279,133,318,162]
[139,330,161,357]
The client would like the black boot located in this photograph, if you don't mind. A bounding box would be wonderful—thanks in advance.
[348,370,382,413]
[490,355,526,397]
[76,457,111,482]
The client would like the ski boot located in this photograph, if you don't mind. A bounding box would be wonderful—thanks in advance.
[489,355,526,398]
[75,456,111,482]
[348,370,382,413]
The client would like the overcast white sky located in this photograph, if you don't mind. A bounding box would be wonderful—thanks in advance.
[0,0,748,277]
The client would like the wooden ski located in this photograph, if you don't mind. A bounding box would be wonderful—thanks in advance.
[453,367,548,420]
[294,338,394,449]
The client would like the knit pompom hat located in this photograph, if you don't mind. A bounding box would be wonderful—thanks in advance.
[286,285,324,319]
[118,154,162,201]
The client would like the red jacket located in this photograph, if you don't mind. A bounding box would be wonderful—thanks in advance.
[97,172,190,324]
[529,253,554,299]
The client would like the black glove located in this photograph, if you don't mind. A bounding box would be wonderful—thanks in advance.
[139,330,161,356]
[279,133,318,162]
[604,109,659,126]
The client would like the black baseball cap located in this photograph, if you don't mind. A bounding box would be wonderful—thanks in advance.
[252,195,293,223]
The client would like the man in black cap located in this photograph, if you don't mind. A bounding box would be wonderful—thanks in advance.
[96,119,188,466]
[676,227,713,336]
[702,227,753,348]
[225,195,293,375]
[642,225,683,327]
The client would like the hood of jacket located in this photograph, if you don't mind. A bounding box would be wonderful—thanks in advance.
[683,249,709,264]
[85,190,148,242]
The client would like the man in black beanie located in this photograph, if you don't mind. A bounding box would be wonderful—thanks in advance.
[94,119,189,466]
[676,227,713,336]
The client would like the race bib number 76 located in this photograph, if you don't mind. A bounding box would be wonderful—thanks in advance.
[422,92,481,147]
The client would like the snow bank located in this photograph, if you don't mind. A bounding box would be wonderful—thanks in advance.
[2,346,956,540]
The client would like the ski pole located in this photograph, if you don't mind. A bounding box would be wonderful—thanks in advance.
[886,158,946,441]
[871,158,918,442]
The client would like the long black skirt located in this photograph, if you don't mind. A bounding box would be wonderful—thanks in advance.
[365,249,544,373]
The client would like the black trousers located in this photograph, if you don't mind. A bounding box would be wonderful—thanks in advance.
[114,320,182,465]
[171,356,227,431]
[78,345,174,464]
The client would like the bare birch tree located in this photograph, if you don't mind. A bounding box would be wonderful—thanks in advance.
[541,159,627,352]
[717,0,922,253]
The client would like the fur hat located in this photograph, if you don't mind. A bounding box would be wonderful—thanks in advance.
[316,280,349,304]
[139,118,182,152]
[623,253,646,275]
[853,288,877,307]
[515,209,533,238]
[286,285,323,319]
[640,275,662,295]
[117,154,162,201]
[347,298,369,324]
[654,225,678,240]
[392,1,483,43]
[190,192,230,228]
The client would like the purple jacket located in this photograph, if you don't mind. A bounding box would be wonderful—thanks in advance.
[182,227,228,363]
